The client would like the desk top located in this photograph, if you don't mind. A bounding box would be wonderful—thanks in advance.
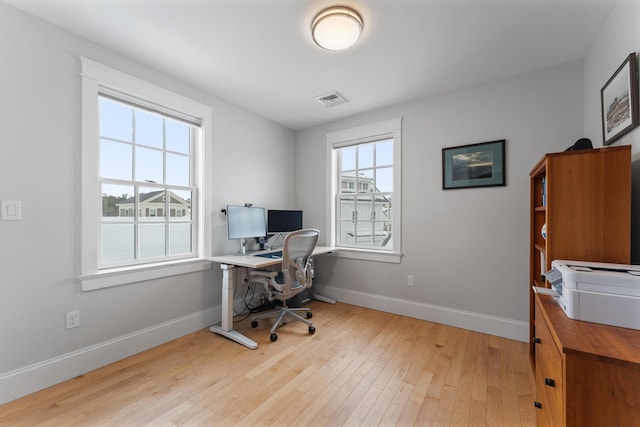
[209,246,335,269]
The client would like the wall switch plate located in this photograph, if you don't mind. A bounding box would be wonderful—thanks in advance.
[408,275,415,287]
[66,311,80,329]
[1,200,22,220]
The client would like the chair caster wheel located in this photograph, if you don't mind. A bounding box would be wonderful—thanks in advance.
[251,320,258,328]
[306,311,313,319]
[270,333,278,342]
[309,326,316,334]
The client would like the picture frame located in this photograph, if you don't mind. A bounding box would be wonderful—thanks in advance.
[601,52,639,146]
[442,140,505,190]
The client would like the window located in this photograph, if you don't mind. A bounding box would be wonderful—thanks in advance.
[98,95,196,266]
[327,118,402,263]
[80,58,212,290]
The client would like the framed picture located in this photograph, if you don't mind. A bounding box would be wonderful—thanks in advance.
[601,52,639,146]
[442,140,505,190]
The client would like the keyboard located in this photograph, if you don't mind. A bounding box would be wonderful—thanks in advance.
[254,250,282,259]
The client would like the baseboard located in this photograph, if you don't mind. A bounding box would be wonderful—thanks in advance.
[313,285,529,342]
[0,306,220,405]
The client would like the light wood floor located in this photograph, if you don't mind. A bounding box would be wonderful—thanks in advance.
[0,302,536,426]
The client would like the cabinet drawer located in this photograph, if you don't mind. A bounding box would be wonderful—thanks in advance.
[535,304,563,424]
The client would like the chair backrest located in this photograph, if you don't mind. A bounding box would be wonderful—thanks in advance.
[280,228,320,298]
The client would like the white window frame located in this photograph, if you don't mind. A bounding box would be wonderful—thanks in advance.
[79,58,212,291]
[326,118,402,263]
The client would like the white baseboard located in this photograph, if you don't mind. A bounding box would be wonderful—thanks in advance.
[0,306,220,405]
[313,285,529,342]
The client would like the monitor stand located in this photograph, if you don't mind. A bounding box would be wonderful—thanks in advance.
[237,237,261,255]
[238,238,249,255]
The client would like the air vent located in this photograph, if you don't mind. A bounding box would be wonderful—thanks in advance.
[315,91,348,108]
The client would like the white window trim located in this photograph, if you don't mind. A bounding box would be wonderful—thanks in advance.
[326,118,402,263]
[79,57,213,290]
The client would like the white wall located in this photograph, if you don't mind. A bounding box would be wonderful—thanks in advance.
[0,3,295,403]
[583,0,640,262]
[297,60,585,340]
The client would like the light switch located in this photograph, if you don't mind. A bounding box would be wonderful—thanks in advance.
[1,200,22,220]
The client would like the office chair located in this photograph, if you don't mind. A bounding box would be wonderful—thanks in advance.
[250,228,319,342]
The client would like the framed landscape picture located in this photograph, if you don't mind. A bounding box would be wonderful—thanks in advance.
[601,53,639,146]
[442,140,505,190]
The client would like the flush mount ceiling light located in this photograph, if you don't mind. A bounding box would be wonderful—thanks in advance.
[311,6,363,51]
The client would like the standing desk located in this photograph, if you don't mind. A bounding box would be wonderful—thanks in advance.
[209,246,335,349]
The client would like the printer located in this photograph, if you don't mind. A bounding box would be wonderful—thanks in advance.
[543,259,640,330]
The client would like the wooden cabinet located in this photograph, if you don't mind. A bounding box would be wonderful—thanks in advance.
[534,294,640,426]
[529,146,631,359]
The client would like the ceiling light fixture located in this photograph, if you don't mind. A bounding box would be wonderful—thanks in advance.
[311,6,363,51]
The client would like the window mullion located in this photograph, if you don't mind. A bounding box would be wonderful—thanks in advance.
[165,190,170,257]
[133,185,139,261]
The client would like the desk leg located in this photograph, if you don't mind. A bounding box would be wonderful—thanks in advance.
[209,263,258,349]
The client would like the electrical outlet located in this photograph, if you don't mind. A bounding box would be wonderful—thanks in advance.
[66,310,80,329]
[1,200,22,220]
[408,275,415,287]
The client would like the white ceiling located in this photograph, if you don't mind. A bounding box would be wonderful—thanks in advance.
[4,0,617,130]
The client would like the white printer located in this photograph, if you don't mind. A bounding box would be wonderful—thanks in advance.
[543,260,640,330]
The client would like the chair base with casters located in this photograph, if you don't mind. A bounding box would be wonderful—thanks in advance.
[249,228,320,342]
[250,302,315,342]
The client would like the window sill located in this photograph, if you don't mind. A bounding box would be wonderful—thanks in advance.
[79,258,212,291]
[329,248,402,263]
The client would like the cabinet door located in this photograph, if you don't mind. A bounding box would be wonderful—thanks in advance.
[535,305,564,425]
[567,354,640,426]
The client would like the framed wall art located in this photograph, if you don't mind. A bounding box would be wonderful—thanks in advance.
[442,139,505,190]
[601,52,639,146]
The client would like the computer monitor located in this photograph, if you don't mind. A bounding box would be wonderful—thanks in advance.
[268,209,303,233]
[226,205,267,253]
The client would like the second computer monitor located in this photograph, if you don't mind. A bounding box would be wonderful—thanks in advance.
[268,209,303,234]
